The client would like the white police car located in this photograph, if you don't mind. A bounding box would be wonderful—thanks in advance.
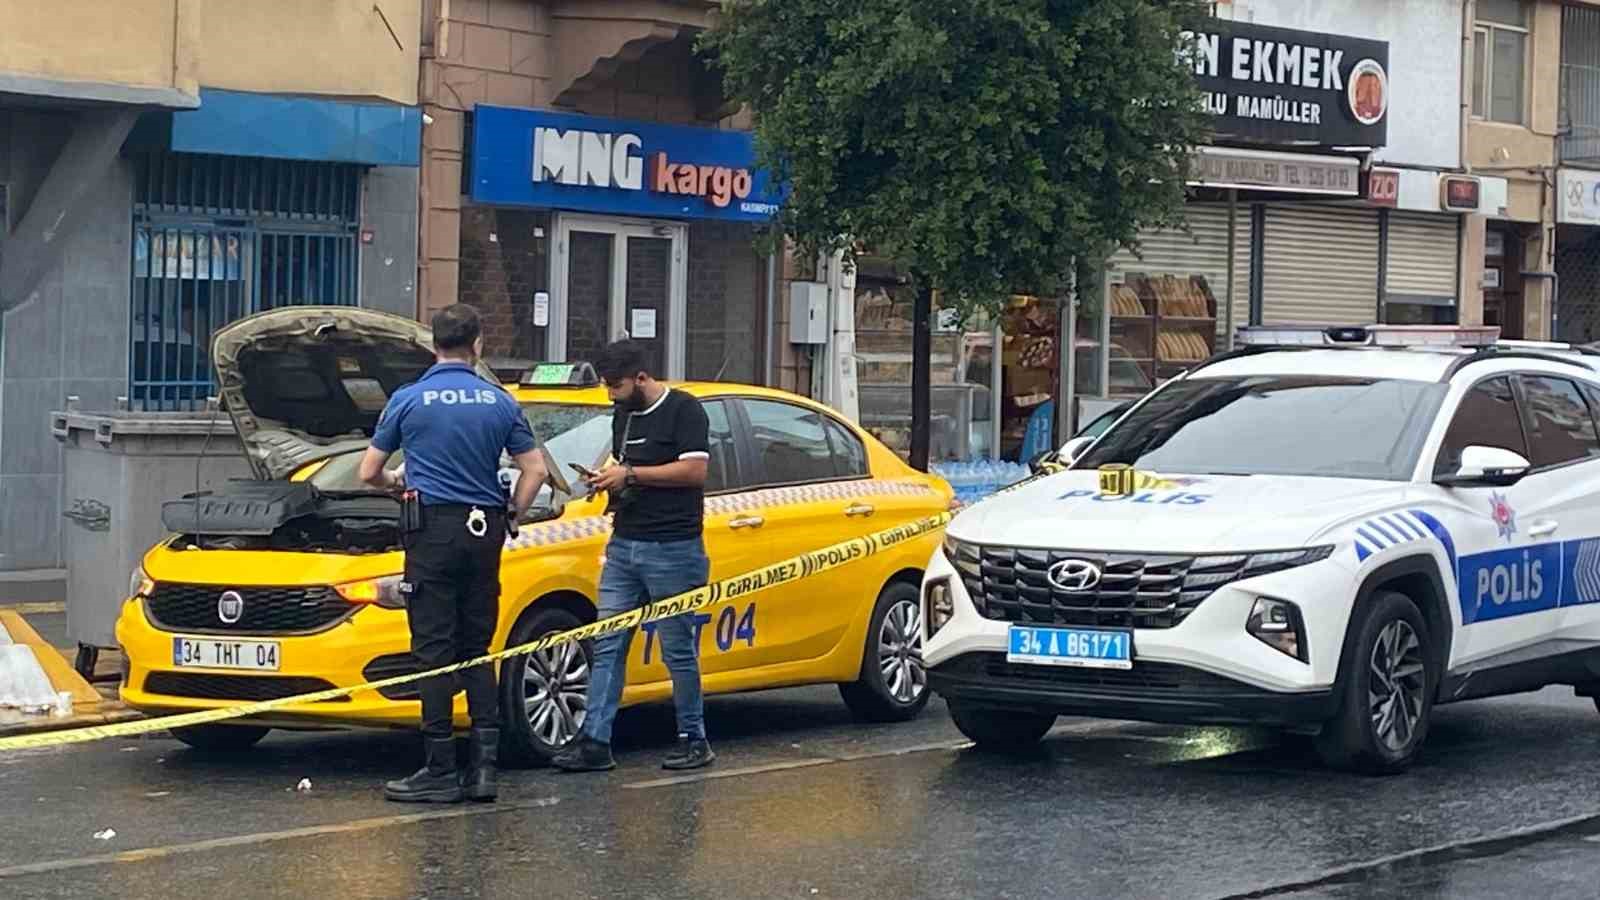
[922,325,1600,773]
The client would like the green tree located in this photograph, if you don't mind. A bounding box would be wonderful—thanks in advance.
[704,0,1210,467]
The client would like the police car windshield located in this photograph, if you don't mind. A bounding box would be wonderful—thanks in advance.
[1076,375,1447,481]
[309,403,614,493]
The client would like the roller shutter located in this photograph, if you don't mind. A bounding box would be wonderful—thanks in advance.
[1108,203,1252,338]
[1261,204,1380,325]
[1385,211,1459,305]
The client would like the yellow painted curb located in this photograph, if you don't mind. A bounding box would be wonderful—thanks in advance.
[0,610,102,712]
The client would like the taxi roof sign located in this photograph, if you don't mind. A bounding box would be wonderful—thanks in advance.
[519,361,601,387]
[1234,324,1502,348]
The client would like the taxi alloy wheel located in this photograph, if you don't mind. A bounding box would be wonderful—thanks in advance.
[524,640,589,748]
[500,606,592,768]
[840,582,931,723]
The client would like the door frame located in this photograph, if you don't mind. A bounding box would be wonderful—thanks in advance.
[549,212,689,379]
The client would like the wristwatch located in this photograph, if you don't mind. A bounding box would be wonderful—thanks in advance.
[623,464,637,488]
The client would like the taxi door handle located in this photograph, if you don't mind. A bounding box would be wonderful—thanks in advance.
[729,515,765,530]
[844,503,876,518]
[1528,520,1559,538]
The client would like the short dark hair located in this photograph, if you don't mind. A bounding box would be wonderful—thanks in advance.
[431,303,481,353]
[595,339,650,382]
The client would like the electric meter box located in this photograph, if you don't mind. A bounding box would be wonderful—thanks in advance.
[789,282,829,344]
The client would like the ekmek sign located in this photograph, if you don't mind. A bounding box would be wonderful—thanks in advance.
[469,106,783,223]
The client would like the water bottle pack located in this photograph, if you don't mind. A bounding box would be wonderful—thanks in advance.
[932,458,1032,506]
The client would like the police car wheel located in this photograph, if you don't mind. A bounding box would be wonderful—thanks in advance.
[500,606,592,769]
[840,582,931,723]
[169,723,270,752]
[948,700,1055,749]
[1315,591,1436,775]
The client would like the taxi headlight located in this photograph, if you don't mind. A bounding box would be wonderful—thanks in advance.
[336,575,407,609]
[925,579,955,637]
[129,566,155,600]
[1247,596,1307,662]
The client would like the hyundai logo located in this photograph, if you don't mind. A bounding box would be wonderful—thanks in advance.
[217,590,245,625]
[1047,559,1102,593]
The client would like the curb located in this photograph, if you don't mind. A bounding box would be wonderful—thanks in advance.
[0,704,144,739]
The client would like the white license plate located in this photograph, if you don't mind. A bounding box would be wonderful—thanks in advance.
[172,637,281,671]
[1007,625,1133,670]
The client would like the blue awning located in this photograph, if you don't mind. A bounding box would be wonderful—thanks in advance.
[127,88,420,167]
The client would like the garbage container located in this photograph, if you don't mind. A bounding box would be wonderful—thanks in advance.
[51,398,253,677]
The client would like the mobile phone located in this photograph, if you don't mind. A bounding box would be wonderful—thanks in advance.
[569,462,599,480]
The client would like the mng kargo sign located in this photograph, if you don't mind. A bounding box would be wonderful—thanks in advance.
[469,106,783,223]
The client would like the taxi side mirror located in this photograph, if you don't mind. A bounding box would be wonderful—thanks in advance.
[1436,445,1531,488]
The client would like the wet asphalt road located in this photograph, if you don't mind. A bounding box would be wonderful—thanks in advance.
[2,684,1600,900]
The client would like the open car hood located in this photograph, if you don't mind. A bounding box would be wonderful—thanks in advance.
[212,307,502,481]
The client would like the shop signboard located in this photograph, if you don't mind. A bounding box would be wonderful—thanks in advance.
[1365,168,1399,207]
[470,106,784,223]
[1188,146,1359,196]
[1184,20,1390,148]
[132,231,243,280]
[1558,168,1600,226]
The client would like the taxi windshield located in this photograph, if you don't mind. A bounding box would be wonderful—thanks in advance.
[1076,375,1447,481]
[308,402,615,492]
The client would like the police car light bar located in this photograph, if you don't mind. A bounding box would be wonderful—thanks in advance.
[1234,324,1502,348]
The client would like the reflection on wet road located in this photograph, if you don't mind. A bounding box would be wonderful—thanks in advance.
[2,685,1599,899]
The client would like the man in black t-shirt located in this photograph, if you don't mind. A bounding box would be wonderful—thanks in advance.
[552,340,715,773]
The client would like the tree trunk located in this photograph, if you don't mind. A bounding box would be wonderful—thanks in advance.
[910,280,933,472]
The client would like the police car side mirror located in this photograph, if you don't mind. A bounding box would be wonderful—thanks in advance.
[1059,436,1094,464]
[1436,445,1531,488]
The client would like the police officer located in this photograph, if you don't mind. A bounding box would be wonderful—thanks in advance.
[359,303,546,804]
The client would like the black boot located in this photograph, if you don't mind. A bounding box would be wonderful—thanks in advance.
[461,727,499,802]
[384,737,463,804]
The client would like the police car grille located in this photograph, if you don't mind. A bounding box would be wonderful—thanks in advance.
[962,548,1250,629]
[145,584,355,635]
[143,673,349,703]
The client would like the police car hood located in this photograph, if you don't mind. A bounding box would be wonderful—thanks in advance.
[949,468,1400,552]
[212,307,501,481]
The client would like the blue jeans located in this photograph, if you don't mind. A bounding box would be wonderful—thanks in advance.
[581,536,709,744]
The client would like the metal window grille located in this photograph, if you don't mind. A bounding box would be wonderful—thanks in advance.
[1561,5,1600,165]
[129,154,361,409]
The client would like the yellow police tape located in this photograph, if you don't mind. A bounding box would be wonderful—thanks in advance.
[0,511,958,753]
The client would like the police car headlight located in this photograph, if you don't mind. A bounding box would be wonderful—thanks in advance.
[336,575,407,610]
[925,579,955,637]
[1247,597,1307,663]
[942,537,984,614]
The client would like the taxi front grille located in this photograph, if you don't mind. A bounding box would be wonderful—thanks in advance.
[145,584,354,635]
[143,673,349,703]
[958,548,1251,630]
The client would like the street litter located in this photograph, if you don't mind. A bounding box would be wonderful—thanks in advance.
[295,778,312,792]
[93,829,116,841]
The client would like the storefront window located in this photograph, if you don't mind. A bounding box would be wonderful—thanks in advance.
[686,222,766,384]
[1107,271,1214,391]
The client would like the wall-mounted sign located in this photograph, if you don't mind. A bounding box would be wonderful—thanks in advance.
[1557,168,1600,226]
[1440,176,1481,212]
[1183,20,1389,148]
[1365,168,1399,207]
[1188,146,1359,195]
[1482,267,1501,289]
[1485,230,1506,258]
[470,106,783,223]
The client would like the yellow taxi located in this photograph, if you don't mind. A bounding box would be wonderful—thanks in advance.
[116,307,953,764]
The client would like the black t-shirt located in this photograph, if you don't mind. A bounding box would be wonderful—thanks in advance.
[609,388,711,542]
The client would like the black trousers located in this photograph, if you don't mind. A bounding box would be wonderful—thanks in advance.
[402,503,504,739]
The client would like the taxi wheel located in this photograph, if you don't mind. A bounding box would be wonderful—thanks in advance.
[948,701,1055,749]
[500,606,592,769]
[840,582,931,723]
[1315,591,1436,775]
[169,724,270,752]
